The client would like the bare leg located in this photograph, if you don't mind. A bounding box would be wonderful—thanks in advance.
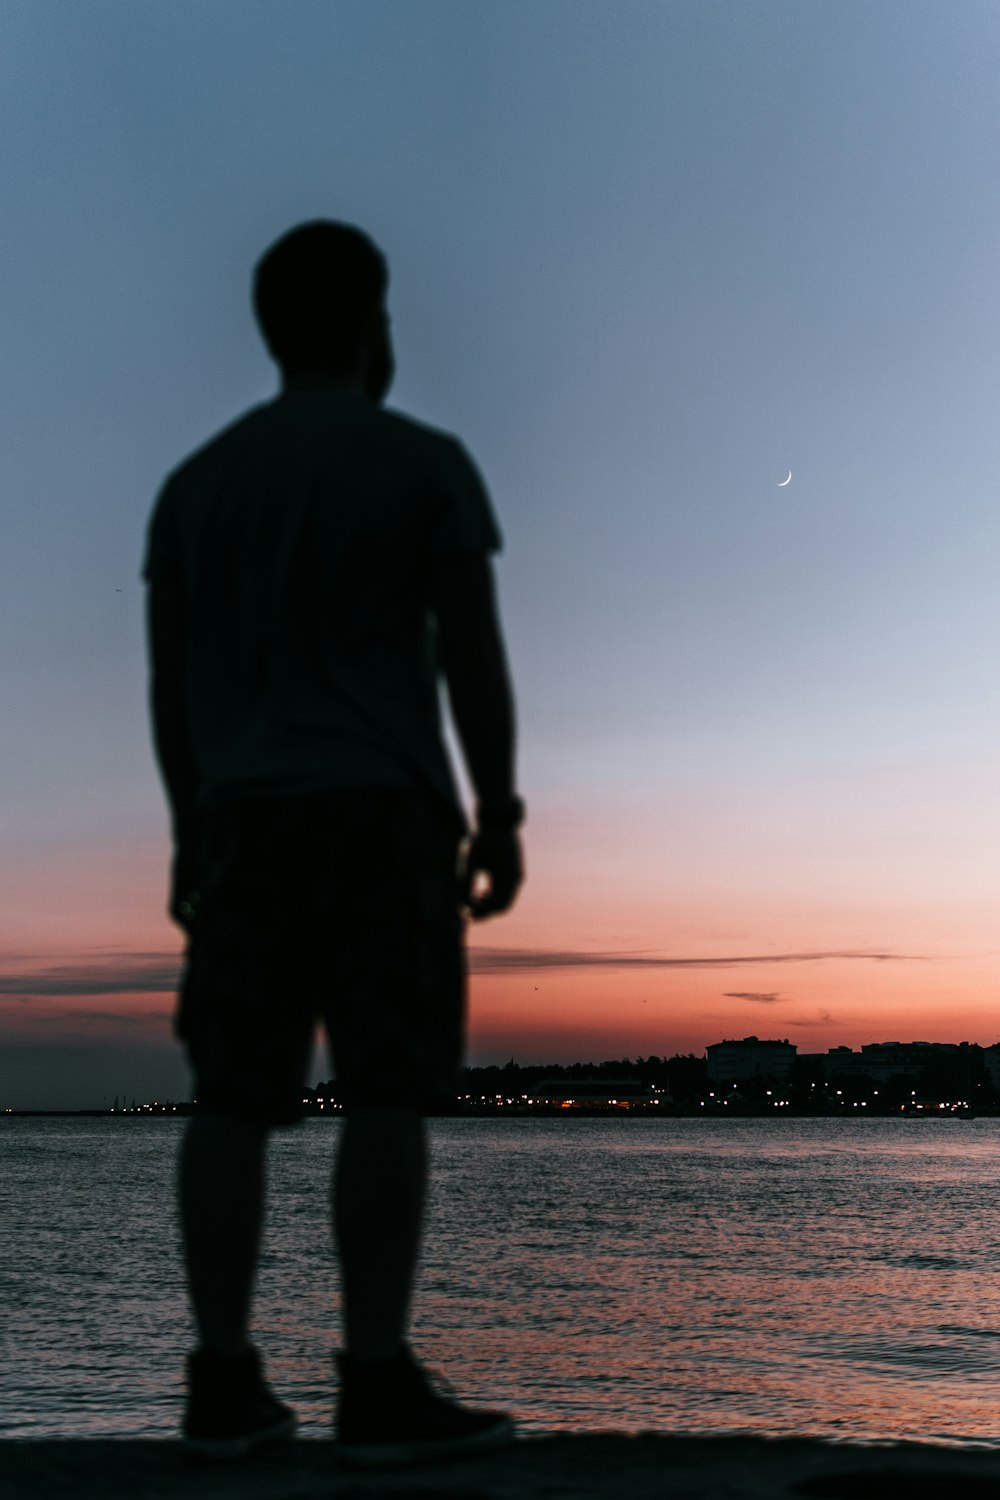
[179,1113,269,1357]
[333,1107,427,1360]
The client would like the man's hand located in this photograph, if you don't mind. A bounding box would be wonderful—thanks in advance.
[460,827,523,920]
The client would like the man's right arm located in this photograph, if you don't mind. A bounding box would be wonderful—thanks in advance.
[430,552,524,919]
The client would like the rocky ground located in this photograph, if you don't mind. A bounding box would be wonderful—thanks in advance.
[6,1433,1000,1500]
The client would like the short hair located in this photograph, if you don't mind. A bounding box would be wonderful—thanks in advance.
[252,220,388,371]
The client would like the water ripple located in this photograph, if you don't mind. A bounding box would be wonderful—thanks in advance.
[5,1115,1000,1444]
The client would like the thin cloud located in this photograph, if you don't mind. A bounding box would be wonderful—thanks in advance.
[724,991,783,1005]
[785,1008,836,1029]
[0,948,914,998]
[0,955,181,998]
[468,947,914,975]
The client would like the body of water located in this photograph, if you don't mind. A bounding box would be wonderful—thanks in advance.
[3,1115,1000,1445]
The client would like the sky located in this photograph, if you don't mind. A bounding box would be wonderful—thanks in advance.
[3,0,1000,1108]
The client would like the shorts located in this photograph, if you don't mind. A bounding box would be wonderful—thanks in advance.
[177,786,465,1125]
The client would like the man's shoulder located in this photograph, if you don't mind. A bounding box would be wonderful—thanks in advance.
[374,403,471,462]
[159,401,278,496]
[155,398,488,529]
[163,399,472,482]
[376,407,490,504]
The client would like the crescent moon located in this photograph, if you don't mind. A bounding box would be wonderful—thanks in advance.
[777,471,792,487]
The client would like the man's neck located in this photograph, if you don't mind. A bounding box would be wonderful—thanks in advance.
[281,368,367,395]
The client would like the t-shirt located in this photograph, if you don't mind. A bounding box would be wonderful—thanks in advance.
[143,387,501,824]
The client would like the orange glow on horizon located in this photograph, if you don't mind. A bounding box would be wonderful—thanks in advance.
[5,782,1000,1073]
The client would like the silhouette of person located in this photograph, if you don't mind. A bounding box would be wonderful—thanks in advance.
[144,221,524,1463]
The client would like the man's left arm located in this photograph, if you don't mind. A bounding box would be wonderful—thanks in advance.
[147,579,201,930]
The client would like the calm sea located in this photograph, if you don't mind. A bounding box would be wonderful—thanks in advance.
[3,1115,1000,1446]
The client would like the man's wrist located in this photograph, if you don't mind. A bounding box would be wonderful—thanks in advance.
[476,795,525,831]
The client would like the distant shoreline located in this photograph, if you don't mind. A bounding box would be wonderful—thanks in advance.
[5,1106,998,1120]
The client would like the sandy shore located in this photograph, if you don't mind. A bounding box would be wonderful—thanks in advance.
[6,1433,1000,1500]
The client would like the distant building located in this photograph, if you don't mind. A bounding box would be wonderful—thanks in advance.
[861,1043,932,1079]
[823,1044,921,1083]
[982,1044,1000,1089]
[706,1037,796,1087]
[824,1041,980,1084]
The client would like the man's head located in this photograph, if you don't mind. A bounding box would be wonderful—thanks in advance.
[253,221,393,399]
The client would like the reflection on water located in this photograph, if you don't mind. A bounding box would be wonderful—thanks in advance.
[3,1115,1000,1444]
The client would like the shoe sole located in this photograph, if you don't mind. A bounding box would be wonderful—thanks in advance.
[182,1413,298,1460]
[338,1415,515,1470]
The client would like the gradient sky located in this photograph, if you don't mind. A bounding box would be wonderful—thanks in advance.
[4,1,1000,1108]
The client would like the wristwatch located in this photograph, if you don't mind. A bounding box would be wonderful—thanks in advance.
[476,795,526,831]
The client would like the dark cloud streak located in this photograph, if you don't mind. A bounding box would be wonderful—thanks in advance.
[469,948,914,975]
[724,991,783,1004]
[0,947,914,1000]
[0,955,181,998]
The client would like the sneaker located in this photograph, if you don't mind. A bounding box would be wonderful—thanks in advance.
[182,1345,297,1459]
[336,1345,515,1468]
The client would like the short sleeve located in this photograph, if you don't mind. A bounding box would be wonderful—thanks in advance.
[141,479,183,584]
[431,439,503,555]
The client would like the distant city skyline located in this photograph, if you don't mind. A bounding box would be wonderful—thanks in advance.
[6,1031,999,1115]
[4,3,1000,1110]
